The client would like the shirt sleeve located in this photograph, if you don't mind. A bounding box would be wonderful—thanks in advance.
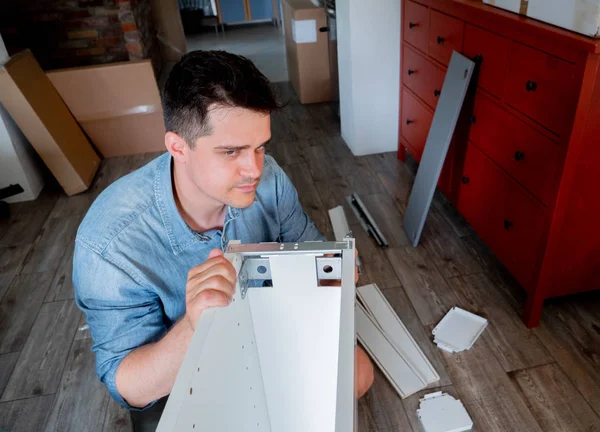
[73,239,166,410]
[274,161,327,243]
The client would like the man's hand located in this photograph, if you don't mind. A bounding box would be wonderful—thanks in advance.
[185,248,237,331]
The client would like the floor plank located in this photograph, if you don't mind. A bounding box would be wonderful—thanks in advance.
[0,184,60,247]
[1,300,81,401]
[420,209,482,278]
[102,398,134,432]
[439,335,543,432]
[0,272,54,354]
[44,243,75,303]
[379,285,452,388]
[270,108,298,143]
[314,176,360,226]
[365,153,415,212]
[0,243,32,302]
[509,363,600,432]
[304,145,345,182]
[386,247,458,326]
[357,258,402,290]
[305,103,341,138]
[306,135,354,159]
[431,190,472,238]
[19,208,82,275]
[285,103,325,140]
[447,273,552,372]
[534,301,600,416]
[339,157,387,197]
[358,366,414,432]
[0,394,55,432]
[267,140,308,167]
[44,338,112,432]
[402,385,476,432]
[0,351,19,396]
[359,193,410,248]
[460,234,526,313]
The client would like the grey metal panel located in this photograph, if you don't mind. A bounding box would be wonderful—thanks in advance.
[403,52,475,247]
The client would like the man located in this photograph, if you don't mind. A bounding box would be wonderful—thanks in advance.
[73,50,374,419]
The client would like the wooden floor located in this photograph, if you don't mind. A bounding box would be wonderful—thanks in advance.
[1,83,599,431]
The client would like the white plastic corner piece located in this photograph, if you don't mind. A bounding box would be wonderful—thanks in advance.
[417,391,473,432]
[432,307,488,353]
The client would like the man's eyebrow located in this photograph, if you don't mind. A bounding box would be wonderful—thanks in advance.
[214,144,251,150]
[214,139,271,151]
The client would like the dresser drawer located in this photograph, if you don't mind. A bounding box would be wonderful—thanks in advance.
[456,143,545,289]
[428,10,464,65]
[402,45,446,109]
[469,94,561,206]
[404,1,429,53]
[505,43,578,138]
[463,24,509,98]
[401,88,433,158]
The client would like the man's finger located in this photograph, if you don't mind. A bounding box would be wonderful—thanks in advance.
[189,262,237,286]
[194,289,230,311]
[187,275,236,302]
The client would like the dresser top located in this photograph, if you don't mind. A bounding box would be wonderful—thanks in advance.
[430,0,600,53]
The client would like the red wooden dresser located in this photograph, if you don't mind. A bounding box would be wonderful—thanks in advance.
[398,0,600,327]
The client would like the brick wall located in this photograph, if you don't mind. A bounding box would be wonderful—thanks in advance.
[0,0,161,73]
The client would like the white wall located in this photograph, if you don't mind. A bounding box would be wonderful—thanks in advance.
[336,0,401,156]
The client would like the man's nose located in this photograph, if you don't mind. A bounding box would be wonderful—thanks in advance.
[239,152,261,179]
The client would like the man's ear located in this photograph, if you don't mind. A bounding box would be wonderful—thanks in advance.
[165,131,188,163]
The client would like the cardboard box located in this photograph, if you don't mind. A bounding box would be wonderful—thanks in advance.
[151,0,187,63]
[47,60,166,158]
[0,51,100,196]
[483,0,600,38]
[283,0,332,104]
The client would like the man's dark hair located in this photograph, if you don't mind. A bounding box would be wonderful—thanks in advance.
[162,50,280,148]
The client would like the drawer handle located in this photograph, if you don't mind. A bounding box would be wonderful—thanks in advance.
[526,80,537,92]
[319,26,329,32]
[514,151,525,161]
[461,176,470,184]
[469,116,477,124]
[409,22,418,29]
[437,36,445,44]
[504,220,514,230]
[408,69,415,75]
[434,89,441,97]
[406,119,414,125]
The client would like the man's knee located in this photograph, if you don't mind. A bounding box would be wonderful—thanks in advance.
[355,346,374,398]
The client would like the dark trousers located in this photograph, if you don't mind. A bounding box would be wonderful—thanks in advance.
[130,397,168,432]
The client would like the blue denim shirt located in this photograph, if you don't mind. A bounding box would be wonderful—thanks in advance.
[73,152,325,409]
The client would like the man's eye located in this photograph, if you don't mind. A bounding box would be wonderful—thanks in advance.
[224,150,238,156]
[256,145,266,152]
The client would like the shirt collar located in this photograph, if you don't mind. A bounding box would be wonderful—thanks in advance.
[155,154,239,255]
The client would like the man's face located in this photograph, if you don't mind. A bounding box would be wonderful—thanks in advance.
[183,106,271,209]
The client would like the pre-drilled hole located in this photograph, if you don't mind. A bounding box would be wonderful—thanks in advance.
[323,265,333,273]
[257,265,267,274]
[189,387,193,395]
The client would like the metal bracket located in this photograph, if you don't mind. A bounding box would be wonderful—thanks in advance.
[345,193,388,247]
[229,241,352,299]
